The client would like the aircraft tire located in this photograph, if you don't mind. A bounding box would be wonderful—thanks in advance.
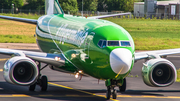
[112,89,117,99]
[41,75,48,91]
[119,78,126,92]
[29,83,36,91]
[106,87,111,100]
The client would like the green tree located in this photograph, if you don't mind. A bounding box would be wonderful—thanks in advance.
[105,0,134,12]
[59,0,78,13]
[22,0,44,10]
[77,0,98,11]
[0,0,24,9]
[97,0,108,11]
[123,0,134,12]
[105,0,122,11]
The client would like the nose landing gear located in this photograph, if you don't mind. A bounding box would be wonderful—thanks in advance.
[105,78,126,99]
[106,87,117,99]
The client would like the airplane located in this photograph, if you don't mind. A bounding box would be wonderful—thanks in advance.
[0,0,179,100]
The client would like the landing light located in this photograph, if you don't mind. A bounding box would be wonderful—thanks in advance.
[79,70,83,73]
[75,70,83,79]
[71,54,76,58]
[75,73,79,78]
[55,57,61,61]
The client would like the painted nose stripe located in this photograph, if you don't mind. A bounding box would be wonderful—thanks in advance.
[110,48,132,74]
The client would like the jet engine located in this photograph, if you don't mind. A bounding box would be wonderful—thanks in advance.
[142,58,177,87]
[3,56,39,86]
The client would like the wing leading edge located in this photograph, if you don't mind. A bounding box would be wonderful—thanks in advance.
[0,15,37,24]
[135,48,180,61]
[0,48,65,67]
[88,12,131,19]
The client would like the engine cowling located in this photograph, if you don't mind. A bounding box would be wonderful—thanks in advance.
[3,56,39,86]
[142,58,177,87]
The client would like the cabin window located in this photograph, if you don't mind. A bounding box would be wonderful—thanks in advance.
[108,41,120,46]
[121,41,131,47]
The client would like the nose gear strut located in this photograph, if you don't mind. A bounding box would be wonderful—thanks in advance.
[105,78,126,99]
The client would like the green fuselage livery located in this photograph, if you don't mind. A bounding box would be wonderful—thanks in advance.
[36,14,135,80]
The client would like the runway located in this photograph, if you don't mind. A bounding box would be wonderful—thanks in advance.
[0,47,180,101]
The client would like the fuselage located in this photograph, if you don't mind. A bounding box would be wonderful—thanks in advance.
[36,14,135,80]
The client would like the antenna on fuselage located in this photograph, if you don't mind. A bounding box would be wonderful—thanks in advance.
[45,0,64,15]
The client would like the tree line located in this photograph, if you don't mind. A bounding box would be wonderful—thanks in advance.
[0,0,165,12]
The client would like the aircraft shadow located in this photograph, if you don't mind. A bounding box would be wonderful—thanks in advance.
[0,81,180,100]
[0,82,107,101]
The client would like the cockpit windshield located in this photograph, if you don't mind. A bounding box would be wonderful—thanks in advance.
[108,41,120,46]
[121,41,131,46]
[98,40,107,48]
[98,40,131,48]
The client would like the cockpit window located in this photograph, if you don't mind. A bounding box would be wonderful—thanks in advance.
[102,41,107,48]
[121,41,131,46]
[98,40,131,48]
[98,40,103,47]
[108,41,120,46]
[98,40,107,48]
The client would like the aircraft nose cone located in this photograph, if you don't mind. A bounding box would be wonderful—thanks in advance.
[110,48,132,74]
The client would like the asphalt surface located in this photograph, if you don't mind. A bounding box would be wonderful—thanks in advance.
[0,48,180,101]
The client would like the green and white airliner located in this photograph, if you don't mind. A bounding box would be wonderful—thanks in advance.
[0,0,179,99]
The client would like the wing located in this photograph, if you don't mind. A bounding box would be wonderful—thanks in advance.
[0,48,65,67]
[88,12,131,19]
[135,48,180,61]
[0,15,37,24]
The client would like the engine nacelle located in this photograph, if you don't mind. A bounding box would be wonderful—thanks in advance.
[3,56,39,86]
[142,58,177,87]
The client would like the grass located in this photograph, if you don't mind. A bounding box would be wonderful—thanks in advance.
[1,14,180,50]
[0,17,36,43]
[104,17,180,50]
[177,69,180,82]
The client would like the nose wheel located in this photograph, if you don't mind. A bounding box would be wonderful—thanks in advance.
[105,78,127,99]
[106,87,117,100]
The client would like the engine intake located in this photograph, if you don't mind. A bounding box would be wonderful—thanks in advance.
[142,58,177,87]
[4,56,39,86]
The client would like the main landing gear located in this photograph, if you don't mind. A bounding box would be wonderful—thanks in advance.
[29,62,49,91]
[105,78,126,100]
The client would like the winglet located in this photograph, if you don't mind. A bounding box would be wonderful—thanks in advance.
[45,0,64,15]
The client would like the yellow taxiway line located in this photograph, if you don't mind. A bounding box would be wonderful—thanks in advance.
[47,82,180,100]
[0,58,9,61]
[48,82,119,101]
